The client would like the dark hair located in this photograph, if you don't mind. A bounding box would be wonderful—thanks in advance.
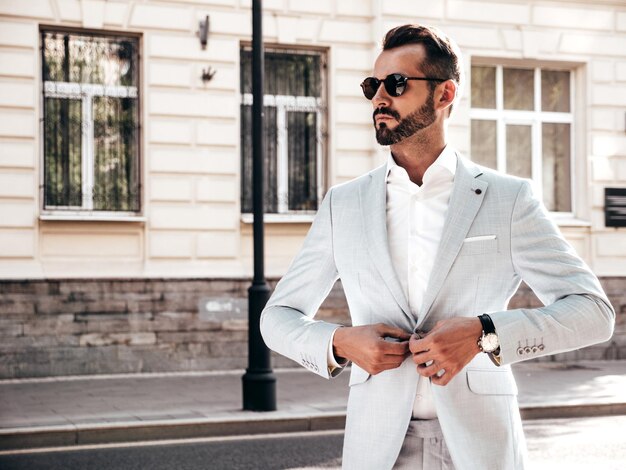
[382,24,463,112]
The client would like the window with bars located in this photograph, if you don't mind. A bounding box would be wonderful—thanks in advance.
[41,30,140,213]
[470,64,573,213]
[240,48,325,215]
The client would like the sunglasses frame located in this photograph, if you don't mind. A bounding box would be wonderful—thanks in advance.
[360,73,448,100]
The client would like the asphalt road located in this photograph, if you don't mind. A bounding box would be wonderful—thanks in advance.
[1,416,624,470]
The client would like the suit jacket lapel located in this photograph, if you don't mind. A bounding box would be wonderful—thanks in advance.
[360,165,413,324]
[418,155,488,326]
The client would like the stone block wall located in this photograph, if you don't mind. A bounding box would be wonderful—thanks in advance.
[0,276,624,378]
[0,279,247,378]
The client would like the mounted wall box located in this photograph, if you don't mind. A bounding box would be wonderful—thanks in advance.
[605,188,626,227]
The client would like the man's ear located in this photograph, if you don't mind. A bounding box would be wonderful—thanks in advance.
[438,80,457,110]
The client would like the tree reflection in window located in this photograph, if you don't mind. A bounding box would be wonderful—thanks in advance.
[42,30,140,212]
[240,49,324,215]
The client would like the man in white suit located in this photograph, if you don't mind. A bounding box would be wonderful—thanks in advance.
[260,24,614,470]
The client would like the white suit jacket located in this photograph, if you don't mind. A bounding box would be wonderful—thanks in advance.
[261,153,614,470]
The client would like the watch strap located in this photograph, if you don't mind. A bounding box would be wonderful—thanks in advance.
[478,313,501,360]
[478,313,496,334]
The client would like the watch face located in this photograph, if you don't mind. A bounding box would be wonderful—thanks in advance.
[481,333,499,352]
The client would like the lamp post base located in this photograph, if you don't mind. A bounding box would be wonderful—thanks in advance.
[242,369,277,411]
[242,280,276,411]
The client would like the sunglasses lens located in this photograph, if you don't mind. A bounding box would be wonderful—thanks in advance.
[361,78,379,100]
[361,74,408,99]
[385,74,406,97]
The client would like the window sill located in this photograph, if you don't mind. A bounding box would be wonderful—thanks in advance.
[40,212,146,223]
[241,213,315,224]
[552,217,591,228]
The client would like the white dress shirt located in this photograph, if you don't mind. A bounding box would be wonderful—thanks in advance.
[386,145,457,419]
[328,146,457,420]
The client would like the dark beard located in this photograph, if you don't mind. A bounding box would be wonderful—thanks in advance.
[374,92,436,146]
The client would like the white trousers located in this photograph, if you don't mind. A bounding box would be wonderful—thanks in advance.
[393,419,456,470]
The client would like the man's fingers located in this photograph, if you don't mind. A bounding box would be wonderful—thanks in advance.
[431,369,456,386]
[363,357,407,375]
[382,358,406,368]
[416,361,441,377]
[376,323,411,341]
[381,339,410,356]
[381,356,409,371]
[373,324,411,356]
[409,335,430,354]
[411,350,432,364]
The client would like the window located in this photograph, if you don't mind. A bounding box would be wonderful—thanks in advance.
[41,30,140,213]
[240,47,325,215]
[470,64,573,213]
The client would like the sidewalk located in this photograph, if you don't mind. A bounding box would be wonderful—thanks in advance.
[1,360,625,451]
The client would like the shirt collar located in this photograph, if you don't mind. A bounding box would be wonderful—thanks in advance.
[386,145,457,183]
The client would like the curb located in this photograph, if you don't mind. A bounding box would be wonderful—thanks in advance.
[0,413,347,451]
[3,402,626,452]
[519,402,626,420]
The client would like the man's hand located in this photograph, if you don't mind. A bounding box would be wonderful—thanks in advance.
[409,317,482,386]
[333,323,411,375]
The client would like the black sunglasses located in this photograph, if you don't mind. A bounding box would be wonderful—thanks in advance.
[360,73,448,100]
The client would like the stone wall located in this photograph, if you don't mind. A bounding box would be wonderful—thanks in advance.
[0,277,624,378]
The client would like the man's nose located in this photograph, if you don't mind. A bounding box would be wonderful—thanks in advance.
[371,82,391,108]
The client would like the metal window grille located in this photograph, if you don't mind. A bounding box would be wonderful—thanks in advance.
[240,48,325,215]
[469,64,574,214]
[41,30,140,213]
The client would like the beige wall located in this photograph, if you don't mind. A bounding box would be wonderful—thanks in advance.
[0,0,625,280]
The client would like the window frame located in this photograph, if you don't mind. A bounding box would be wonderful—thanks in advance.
[469,61,576,219]
[38,26,143,220]
[239,44,328,221]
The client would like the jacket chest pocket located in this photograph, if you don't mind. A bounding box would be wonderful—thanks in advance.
[459,237,498,257]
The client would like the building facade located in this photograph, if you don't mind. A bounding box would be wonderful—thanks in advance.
[0,0,625,377]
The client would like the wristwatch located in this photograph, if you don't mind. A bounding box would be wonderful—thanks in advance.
[477,313,500,354]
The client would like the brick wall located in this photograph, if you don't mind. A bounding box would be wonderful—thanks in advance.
[0,277,623,378]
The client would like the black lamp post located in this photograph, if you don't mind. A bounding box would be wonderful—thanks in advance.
[242,0,277,412]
